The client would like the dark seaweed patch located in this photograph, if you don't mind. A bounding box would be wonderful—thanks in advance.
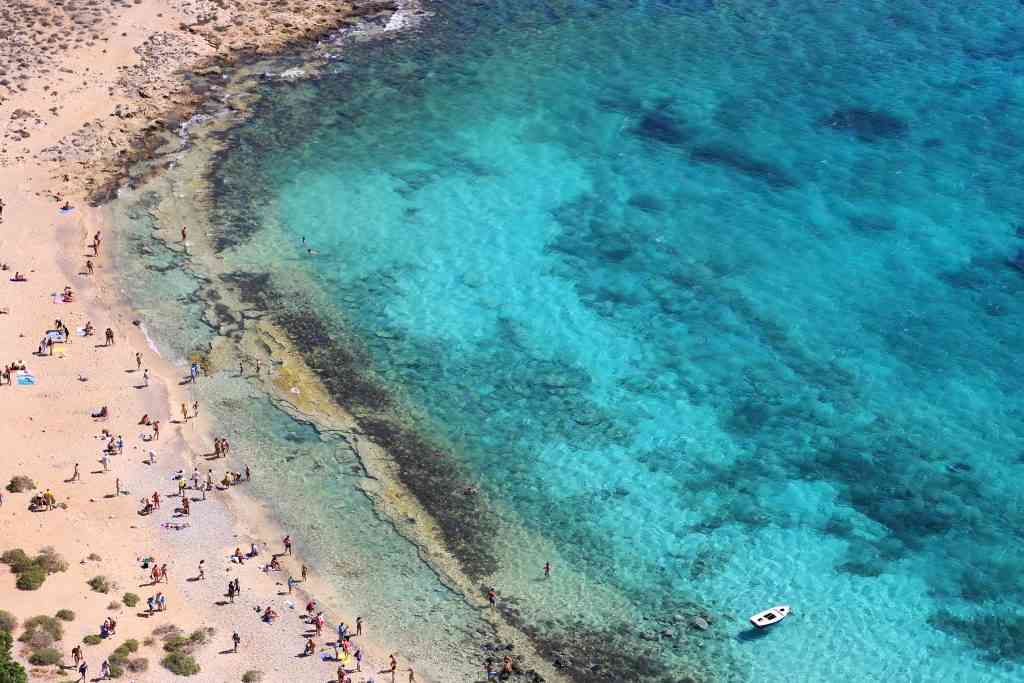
[507,615,683,683]
[690,143,797,188]
[929,611,1024,662]
[220,271,276,307]
[848,214,897,235]
[819,107,909,142]
[627,193,666,213]
[272,309,393,412]
[629,110,692,147]
[357,416,499,579]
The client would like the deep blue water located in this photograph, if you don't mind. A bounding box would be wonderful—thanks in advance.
[121,1,1024,680]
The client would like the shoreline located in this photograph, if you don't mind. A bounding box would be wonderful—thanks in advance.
[0,1,465,681]
[105,43,573,683]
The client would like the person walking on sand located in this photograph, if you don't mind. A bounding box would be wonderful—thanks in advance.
[136,352,142,371]
[487,588,497,608]
[354,647,362,671]
[356,616,363,636]
[181,225,188,243]
[245,464,251,481]
[232,631,240,653]
[86,259,94,275]
[283,535,293,555]
[193,400,199,417]
[100,659,110,679]
[182,402,189,422]
[143,368,150,387]
[388,654,398,682]
[71,462,80,482]
[114,478,121,497]
[197,560,205,580]
[153,421,160,440]
[72,645,82,666]
[77,660,88,682]
[153,491,161,509]
[161,563,169,583]
[301,564,308,582]
[408,668,416,683]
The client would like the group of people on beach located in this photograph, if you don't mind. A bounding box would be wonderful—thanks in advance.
[1,210,446,683]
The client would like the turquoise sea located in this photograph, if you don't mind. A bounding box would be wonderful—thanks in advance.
[114,1,1024,680]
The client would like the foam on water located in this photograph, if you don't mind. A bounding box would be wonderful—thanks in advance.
[114,1,1024,680]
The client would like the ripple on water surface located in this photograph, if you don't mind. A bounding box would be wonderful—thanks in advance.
[117,1,1024,681]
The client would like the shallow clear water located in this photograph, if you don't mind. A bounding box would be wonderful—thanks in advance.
[118,1,1024,680]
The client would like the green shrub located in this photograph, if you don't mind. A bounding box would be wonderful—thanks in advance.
[119,639,139,654]
[55,609,75,622]
[109,663,125,678]
[188,628,211,647]
[122,593,140,608]
[83,634,102,646]
[127,657,149,672]
[163,628,212,657]
[0,610,16,633]
[0,630,28,683]
[242,670,263,682]
[0,549,32,573]
[20,616,62,643]
[34,547,68,574]
[5,476,35,493]
[28,647,61,666]
[161,652,200,676]
[15,565,46,590]
[87,575,111,593]
[163,635,189,653]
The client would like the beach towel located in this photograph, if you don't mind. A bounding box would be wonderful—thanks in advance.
[15,370,35,386]
[76,328,88,337]
[45,330,67,342]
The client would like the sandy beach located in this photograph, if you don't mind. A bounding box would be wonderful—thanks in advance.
[0,1,437,681]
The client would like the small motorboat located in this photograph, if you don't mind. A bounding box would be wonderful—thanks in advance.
[749,605,791,629]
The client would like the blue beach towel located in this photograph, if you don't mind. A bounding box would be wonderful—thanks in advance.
[16,371,36,386]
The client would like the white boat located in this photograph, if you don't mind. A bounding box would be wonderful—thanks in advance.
[749,605,791,628]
